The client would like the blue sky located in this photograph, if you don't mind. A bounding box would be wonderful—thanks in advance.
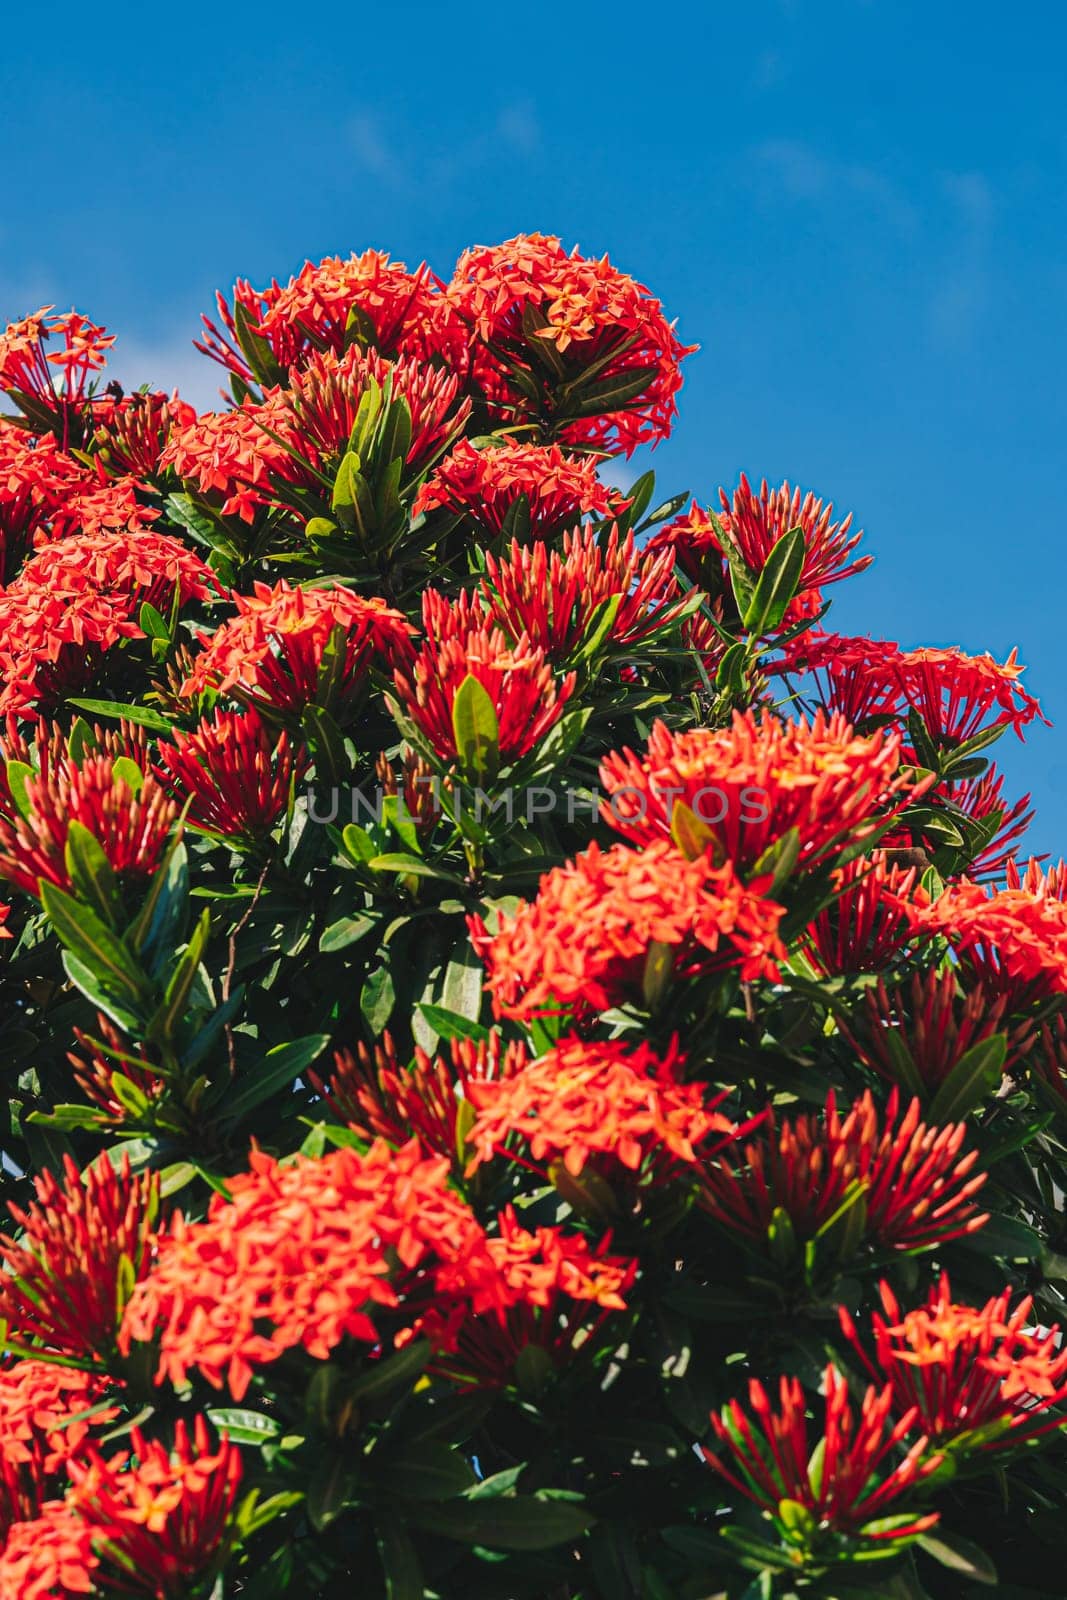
[2,0,1064,854]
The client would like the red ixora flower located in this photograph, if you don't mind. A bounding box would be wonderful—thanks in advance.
[916,877,1067,1010]
[417,1208,638,1390]
[413,439,624,541]
[164,346,469,524]
[803,853,928,976]
[600,710,918,877]
[697,1087,989,1256]
[392,590,576,771]
[840,1276,1067,1454]
[0,730,177,900]
[155,709,307,844]
[0,307,114,448]
[704,1366,942,1551]
[310,1030,528,1166]
[120,1139,489,1402]
[472,838,786,1021]
[781,630,1047,745]
[650,478,870,624]
[197,248,468,380]
[0,1361,116,1541]
[0,1416,243,1600]
[0,1155,159,1364]
[893,644,1048,744]
[17,528,222,615]
[181,579,412,720]
[464,1035,752,1194]
[0,585,143,719]
[91,388,198,478]
[480,523,689,664]
[775,630,907,725]
[447,232,694,454]
[838,966,1029,1098]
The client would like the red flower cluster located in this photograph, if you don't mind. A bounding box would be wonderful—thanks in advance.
[155,709,306,843]
[0,1416,243,1600]
[414,438,622,541]
[804,853,928,975]
[0,308,114,447]
[423,1208,637,1390]
[312,1031,528,1163]
[481,523,687,663]
[120,1139,488,1400]
[841,1276,1067,1452]
[783,629,1047,744]
[0,1155,159,1363]
[474,839,786,1020]
[652,476,870,623]
[182,578,411,719]
[92,388,197,478]
[698,1088,988,1255]
[600,710,914,875]
[17,528,220,615]
[0,729,177,899]
[165,346,469,523]
[704,1366,941,1548]
[839,967,1022,1096]
[447,232,692,453]
[465,1035,747,1192]
[393,590,575,769]
[0,1362,114,1539]
[198,248,467,378]
[917,878,1067,1010]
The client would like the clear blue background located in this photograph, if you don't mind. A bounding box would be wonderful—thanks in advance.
[2,1,1062,854]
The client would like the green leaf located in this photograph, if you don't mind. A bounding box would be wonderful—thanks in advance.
[112,756,145,796]
[377,1515,425,1600]
[573,592,622,665]
[138,601,170,640]
[146,909,211,1047]
[64,821,122,929]
[379,1442,477,1501]
[5,760,35,821]
[918,1529,997,1585]
[962,1212,1043,1260]
[205,1408,282,1446]
[368,853,464,885]
[219,1034,330,1126]
[342,823,377,865]
[128,839,190,976]
[743,525,806,634]
[343,1339,431,1404]
[927,1034,1007,1123]
[669,800,716,862]
[452,674,500,782]
[361,965,396,1035]
[415,1004,490,1043]
[567,366,659,418]
[66,718,99,767]
[413,1496,593,1551]
[715,639,748,696]
[319,913,377,952]
[40,883,149,1006]
[306,1452,356,1533]
[233,298,285,388]
[68,699,173,734]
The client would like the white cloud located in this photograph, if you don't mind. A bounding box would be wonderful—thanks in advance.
[347,112,407,186]
[497,101,540,156]
[750,140,918,237]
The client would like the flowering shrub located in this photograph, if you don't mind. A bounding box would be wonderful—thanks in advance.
[0,237,1062,1598]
